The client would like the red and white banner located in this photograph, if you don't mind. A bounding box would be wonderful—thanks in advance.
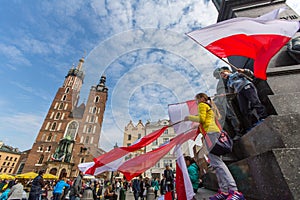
[168,100,199,200]
[79,126,168,175]
[187,18,300,80]
[175,147,195,200]
[119,128,198,180]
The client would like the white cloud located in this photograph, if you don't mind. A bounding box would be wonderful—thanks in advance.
[0,44,31,68]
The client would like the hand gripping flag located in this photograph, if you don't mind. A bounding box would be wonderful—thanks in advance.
[187,17,300,80]
[79,126,168,175]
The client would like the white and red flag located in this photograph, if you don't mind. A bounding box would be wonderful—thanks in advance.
[119,128,198,180]
[79,126,168,175]
[187,18,300,80]
[168,100,200,200]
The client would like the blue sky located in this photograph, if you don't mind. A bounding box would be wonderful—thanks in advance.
[0,0,299,152]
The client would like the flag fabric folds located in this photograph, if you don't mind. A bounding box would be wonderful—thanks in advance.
[175,147,195,200]
[168,100,199,200]
[119,128,198,180]
[79,126,168,175]
[187,17,300,80]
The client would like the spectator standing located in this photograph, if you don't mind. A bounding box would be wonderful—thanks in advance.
[8,180,24,200]
[0,181,15,200]
[163,165,174,200]
[159,175,166,196]
[28,170,45,200]
[184,156,200,194]
[69,171,83,200]
[132,176,141,200]
[151,177,160,199]
[53,177,70,200]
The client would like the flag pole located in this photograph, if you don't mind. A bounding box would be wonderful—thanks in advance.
[185,33,253,81]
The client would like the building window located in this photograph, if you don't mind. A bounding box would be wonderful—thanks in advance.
[94,96,99,103]
[41,133,46,141]
[9,169,12,173]
[87,125,92,133]
[59,103,64,110]
[50,122,57,130]
[0,168,2,173]
[53,134,57,141]
[3,162,6,165]
[55,112,61,120]
[152,139,158,145]
[14,158,17,161]
[138,133,141,139]
[46,146,51,152]
[85,136,89,144]
[128,134,131,140]
[3,168,7,173]
[92,107,97,114]
[62,95,67,101]
[47,133,52,141]
[80,157,85,163]
[65,87,70,93]
[6,156,9,160]
[64,121,79,140]
[7,162,10,166]
[90,116,94,123]
[38,155,44,164]
[164,129,168,134]
[38,145,43,152]
[127,143,131,147]
[12,163,15,167]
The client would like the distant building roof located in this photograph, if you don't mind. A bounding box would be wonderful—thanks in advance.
[0,141,21,154]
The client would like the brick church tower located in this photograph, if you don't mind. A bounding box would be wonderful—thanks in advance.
[22,57,107,178]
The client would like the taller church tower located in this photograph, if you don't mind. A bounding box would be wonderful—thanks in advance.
[22,58,107,178]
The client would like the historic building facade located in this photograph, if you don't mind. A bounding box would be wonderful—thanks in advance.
[22,57,107,178]
[122,120,145,160]
[0,141,21,175]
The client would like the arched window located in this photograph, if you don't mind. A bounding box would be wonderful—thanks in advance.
[47,133,52,141]
[65,87,70,93]
[38,155,44,164]
[51,122,57,131]
[64,121,79,140]
[90,116,94,123]
[41,133,46,141]
[55,112,61,120]
[92,107,97,114]
[85,136,89,144]
[47,146,51,152]
[38,145,43,152]
[59,103,64,110]
[62,95,67,101]
[94,96,99,103]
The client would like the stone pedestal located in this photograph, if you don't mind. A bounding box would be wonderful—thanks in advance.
[229,148,300,200]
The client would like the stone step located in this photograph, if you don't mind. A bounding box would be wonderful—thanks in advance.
[202,148,300,200]
[233,113,300,160]
[268,92,300,115]
[229,148,300,200]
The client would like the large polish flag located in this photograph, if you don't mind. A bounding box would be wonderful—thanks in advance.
[118,128,198,181]
[79,126,168,175]
[187,18,300,80]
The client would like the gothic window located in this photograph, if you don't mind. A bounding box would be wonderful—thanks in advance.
[46,146,51,152]
[55,112,61,120]
[47,133,52,141]
[51,122,57,131]
[38,145,43,152]
[53,134,57,141]
[128,134,131,140]
[62,95,67,101]
[85,136,89,144]
[80,157,85,163]
[87,125,92,133]
[65,87,70,93]
[59,103,64,110]
[138,133,141,139]
[94,96,99,103]
[90,116,94,123]
[64,121,79,140]
[38,155,44,164]
[92,107,97,114]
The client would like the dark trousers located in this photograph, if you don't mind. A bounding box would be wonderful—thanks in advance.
[238,84,267,129]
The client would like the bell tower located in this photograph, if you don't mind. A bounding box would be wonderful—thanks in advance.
[22,57,106,178]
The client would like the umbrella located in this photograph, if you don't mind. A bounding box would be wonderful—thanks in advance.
[43,173,58,180]
[15,172,38,179]
[0,173,15,180]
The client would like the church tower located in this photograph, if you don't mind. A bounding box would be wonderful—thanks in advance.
[22,58,107,178]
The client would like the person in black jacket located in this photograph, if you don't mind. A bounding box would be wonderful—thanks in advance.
[28,170,45,200]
